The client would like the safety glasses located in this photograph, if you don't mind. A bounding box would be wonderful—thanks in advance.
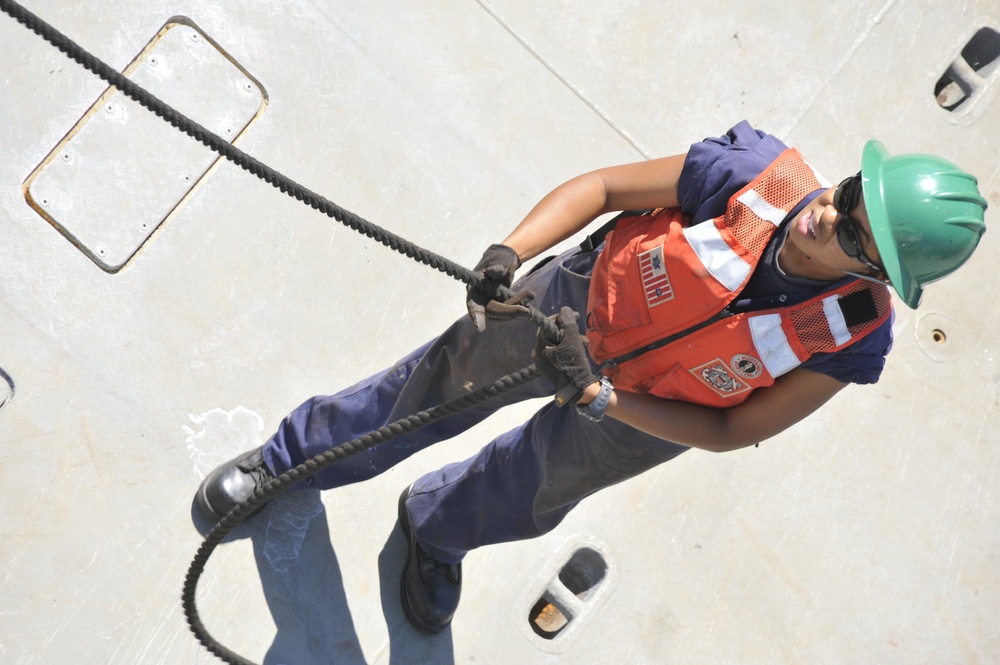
[834,173,884,275]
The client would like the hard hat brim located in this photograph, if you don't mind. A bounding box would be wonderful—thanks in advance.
[860,139,923,308]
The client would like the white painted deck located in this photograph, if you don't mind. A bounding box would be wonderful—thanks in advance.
[1,1,998,663]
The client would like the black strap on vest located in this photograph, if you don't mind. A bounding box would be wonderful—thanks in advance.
[579,210,653,252]
[553,303,737,406]
[599,306,736,371]
[598,285,882,377]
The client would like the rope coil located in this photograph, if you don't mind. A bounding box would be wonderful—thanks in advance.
[0,1,566,663]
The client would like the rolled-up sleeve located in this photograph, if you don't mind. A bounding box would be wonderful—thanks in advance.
[677,120,789,223]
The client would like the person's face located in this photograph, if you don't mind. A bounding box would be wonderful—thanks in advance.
[782,173,886,282]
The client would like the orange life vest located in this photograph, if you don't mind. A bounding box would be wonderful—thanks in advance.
[586,148,892,408]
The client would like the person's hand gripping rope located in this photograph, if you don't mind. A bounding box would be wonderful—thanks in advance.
[534,307,599,405]
[466,244,533,331]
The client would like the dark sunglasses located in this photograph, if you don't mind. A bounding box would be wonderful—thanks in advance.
[833,173,883,275]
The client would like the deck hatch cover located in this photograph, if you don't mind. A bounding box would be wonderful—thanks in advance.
[24,19,265,272]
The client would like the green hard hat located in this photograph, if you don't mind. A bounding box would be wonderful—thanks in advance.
[860,140,987,308]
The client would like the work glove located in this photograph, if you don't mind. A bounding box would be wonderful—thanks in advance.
[533,307,598,404]
[466,244,529,332]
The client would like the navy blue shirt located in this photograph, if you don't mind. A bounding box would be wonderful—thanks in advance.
[677,121,893,385]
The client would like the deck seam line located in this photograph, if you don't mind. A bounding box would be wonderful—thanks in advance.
[475,0,652,159]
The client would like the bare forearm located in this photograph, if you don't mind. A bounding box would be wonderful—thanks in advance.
[605,390,755,453]
[500,154,688,261]
[576,368,848,453]
[501,173,609,261]
[579,385,753,453]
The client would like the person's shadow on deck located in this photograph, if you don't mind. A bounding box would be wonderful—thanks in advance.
[231,490,456,664]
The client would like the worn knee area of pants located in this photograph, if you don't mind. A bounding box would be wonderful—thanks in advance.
[261,246,599,491]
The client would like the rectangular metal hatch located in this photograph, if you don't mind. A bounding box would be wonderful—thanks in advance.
[24,17,266,272]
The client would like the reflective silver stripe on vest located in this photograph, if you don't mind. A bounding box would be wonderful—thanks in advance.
[748,313,801,378]
[683,221,750,292]
[736,189,787,226]
[823,294,852,346]
[684,188,788,293]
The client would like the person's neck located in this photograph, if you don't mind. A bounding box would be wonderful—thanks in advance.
[775,229,842,282]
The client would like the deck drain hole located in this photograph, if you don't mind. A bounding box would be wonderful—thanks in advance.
[931,328,947,344]
[529,597,568,638]
[558,547,608,600]
[935,27,1000,111]
[528,547,608,640]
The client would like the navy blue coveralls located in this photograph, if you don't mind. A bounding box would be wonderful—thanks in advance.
[262,247,689,564]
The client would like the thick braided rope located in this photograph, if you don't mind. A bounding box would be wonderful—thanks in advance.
[0,0,467,280]
[181,366,540,665]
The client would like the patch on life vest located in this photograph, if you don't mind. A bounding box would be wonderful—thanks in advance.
[638,245,674,308]
[691,358,752,398]
[730,353,762,379]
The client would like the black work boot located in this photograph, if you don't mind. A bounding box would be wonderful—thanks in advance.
[398,486,462,633]
[196,446,275,524]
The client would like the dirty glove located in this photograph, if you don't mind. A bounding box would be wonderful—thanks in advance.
[533,307,598,404]
[466,244,525,332]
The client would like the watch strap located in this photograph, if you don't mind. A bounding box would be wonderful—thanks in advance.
[576,377,613,422]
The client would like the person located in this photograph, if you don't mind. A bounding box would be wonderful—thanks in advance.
[194,121,987,634]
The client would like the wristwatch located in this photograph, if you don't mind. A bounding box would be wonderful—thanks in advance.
[576,377,614,422]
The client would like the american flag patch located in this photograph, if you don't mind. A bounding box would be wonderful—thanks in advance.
[638,245,674,307]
